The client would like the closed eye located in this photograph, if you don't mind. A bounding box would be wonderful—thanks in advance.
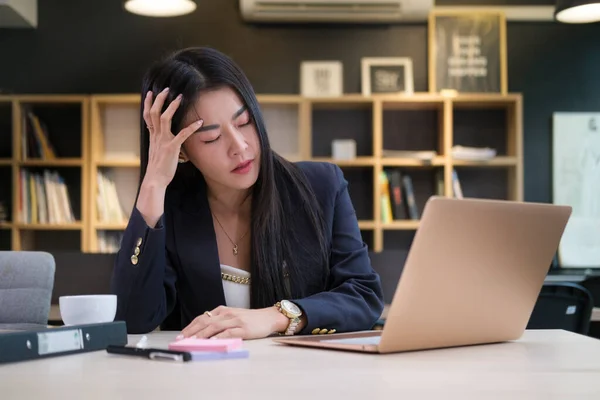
[203,135,221,144]
[237,114,253,127]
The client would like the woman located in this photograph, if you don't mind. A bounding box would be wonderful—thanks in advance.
[110,47,384,339]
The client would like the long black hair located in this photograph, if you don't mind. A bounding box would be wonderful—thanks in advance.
[138,47,330,309]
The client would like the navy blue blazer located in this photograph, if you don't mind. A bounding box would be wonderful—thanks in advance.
[110,161,384,335]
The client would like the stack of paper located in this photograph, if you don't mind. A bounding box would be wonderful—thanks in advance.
[451,145,497,160]
[168,337,249,361]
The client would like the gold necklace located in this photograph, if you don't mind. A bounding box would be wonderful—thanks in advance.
[211,212,249,256]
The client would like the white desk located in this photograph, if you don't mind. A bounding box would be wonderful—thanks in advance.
[1,330,600,399]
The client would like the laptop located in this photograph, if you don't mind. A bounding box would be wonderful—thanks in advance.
[273,196,572,353]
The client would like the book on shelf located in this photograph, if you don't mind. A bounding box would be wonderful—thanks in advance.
[401,174,419,220]
[379,171,393,223]
[19,169,75,224]
[0,202,7,223]
[21,109,57,160]
[380,168,448,223]
[96,171,126,224]
[452,169,463,199]
[388,169,407,220]
[380,169,421,222]
[97,231,124,254]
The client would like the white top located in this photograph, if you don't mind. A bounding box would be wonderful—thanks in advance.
[2,330,600,398]
[220,264,250,309]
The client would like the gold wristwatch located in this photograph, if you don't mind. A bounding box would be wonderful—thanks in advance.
[275,300,302,335]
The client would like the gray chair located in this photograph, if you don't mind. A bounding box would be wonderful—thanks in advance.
[0,251,55,330]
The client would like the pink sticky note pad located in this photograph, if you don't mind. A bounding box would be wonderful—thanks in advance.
[168,338,243,353]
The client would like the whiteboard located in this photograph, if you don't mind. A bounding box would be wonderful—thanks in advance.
[552,112,600,268]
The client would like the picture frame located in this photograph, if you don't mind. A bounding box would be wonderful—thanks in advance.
[300,61,343,97]
[552,112,600,268]
[361,57,414,96]
[428,10,507,94]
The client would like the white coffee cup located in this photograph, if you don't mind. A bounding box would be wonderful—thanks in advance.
[59,294,117,326]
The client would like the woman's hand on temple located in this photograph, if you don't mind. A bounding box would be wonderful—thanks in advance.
[142,88,203,189]
[178,306,294,340]
[135,89,203,227]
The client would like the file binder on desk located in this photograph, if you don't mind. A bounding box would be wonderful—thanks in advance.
[0,321,127,364]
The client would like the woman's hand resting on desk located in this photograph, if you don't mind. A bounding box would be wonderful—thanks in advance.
[178,306,306,340]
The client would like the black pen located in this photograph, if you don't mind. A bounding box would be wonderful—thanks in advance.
[106,345,192,362]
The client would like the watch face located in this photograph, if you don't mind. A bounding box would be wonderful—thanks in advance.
[282,300,301,316]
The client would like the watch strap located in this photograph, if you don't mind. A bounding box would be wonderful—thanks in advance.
[275,301,301,336]
[284,316,300,336]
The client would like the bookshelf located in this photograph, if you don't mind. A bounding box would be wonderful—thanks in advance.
[2,92,522,253]
[88,95,140,253]
[0,95,89,252]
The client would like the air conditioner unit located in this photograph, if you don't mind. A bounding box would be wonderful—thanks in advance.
[239,0,433,24]
[0,0,36,28]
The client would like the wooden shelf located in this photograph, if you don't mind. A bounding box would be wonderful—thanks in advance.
[96,159,140,168]
[0,223,12,230]
[16,222,83,230]
[451,93,521,108]
[90,94,140,104]
[20,158,83,167]
[14,95,88,103]
[310,95,373,109]
[2,92,522,253]
[95,222,127,230]
[257,94,302,104]
[358,220,376,230]
[382,220,420,230]
[281,154,303,162]
[381,96,445,110]
[312,157,375,167]
[382,156,446,167]
[451,156,518,167]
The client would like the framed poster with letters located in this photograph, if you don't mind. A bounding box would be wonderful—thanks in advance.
[361,57,413,96]
[428,10,507,94]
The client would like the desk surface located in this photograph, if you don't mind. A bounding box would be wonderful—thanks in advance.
[2,330,600,399]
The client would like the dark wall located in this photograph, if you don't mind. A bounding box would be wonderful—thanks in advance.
[1,0,599,203]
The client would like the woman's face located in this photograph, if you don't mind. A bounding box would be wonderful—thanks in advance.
[180,86,261,192]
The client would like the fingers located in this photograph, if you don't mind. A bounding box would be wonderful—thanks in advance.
[149,87,170,135]
[179,306,238,339]
[212,328,244,339]
[142,91,154,132]
[180,313,210,338]
[179,307,225,338]
[160,93,183,135]
[195,316,241,339]
[174,118,203,146]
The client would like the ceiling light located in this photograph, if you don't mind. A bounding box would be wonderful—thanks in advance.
[555,0,600,23]
[124,0,197,17]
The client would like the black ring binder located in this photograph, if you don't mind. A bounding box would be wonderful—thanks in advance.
[0,321,127,364]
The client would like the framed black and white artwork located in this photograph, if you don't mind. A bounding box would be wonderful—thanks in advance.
[300,61,343,97]
[361,57,414,96]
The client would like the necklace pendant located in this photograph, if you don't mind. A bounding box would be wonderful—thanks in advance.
[233,244,238,256]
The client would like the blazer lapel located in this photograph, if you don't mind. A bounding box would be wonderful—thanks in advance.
[172,185,226,319]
